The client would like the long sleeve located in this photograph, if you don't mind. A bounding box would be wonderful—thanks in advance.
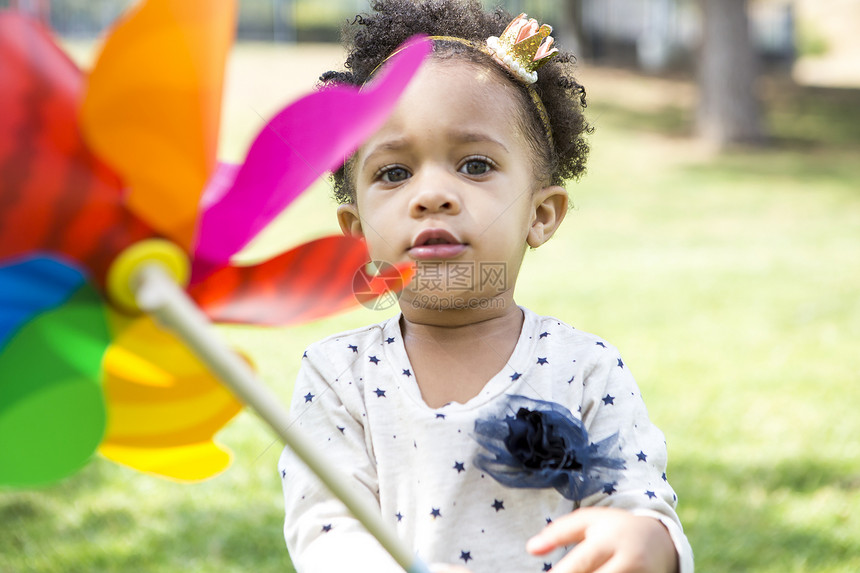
[580,343,695,573]
[278,345,403,573]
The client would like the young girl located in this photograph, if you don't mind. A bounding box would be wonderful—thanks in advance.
[278,1,694,572]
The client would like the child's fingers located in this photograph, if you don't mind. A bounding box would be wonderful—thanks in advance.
[429,564,473,573]
[526,508,597,555]
[546,537,613,573]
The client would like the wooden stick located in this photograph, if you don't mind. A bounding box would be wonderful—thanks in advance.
[134,263,430,573]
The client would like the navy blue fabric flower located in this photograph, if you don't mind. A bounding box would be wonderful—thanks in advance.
[474,395,626,501]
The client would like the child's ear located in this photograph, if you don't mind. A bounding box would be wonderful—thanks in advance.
[527,185,568,248]
[337,204,363,237]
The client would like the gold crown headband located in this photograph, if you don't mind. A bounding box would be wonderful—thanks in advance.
[368,13,558,145]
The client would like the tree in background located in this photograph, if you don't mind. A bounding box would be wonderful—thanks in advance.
[559,0,590,59]
[697,0,767,147]
[9,0,50,24]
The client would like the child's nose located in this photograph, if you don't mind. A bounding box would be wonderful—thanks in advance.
[408,173,461,217]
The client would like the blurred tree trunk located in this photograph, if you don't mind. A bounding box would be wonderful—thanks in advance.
[697,0,766,147]
[558,0,590,59]
[11,0,51,25]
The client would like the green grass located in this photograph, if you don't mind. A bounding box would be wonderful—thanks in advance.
[2,45,860,571]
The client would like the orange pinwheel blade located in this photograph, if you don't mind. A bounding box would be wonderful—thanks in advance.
[80,0,236,251]
[100,312,242,481]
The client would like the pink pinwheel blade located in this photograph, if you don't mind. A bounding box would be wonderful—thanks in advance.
[192,36,432,274]
[199,161,241,212]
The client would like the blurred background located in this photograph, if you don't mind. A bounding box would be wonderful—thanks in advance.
[3,0,859,145]
[1,1,858,572]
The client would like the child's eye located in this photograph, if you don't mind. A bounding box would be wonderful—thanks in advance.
[377,166,411,183]
[459,157,493,176]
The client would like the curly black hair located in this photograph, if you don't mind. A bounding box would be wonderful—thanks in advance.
[322,0,591,204]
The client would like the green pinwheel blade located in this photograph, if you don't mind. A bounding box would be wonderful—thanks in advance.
[0,282,110,487]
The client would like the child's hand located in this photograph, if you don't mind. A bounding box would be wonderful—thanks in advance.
[526,507,679,573]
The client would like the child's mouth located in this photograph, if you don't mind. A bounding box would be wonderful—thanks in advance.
[409,229,467,260]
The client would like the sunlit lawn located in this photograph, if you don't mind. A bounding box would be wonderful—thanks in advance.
[1,43,859,572]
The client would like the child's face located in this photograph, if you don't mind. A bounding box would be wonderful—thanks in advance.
[339,58,566,313]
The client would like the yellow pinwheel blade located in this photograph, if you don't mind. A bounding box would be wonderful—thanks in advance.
[100,313,243,481]
[99,442,232,482]
[80,0,237,250]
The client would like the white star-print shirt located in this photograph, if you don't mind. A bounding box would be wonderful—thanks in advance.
[279,307,694,573]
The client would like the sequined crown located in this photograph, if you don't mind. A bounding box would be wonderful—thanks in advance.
[486,13,559,84]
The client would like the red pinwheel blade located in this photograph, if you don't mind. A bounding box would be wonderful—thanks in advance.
[191,36,432,272]
[0,13,152,284]
[188,235,413,326]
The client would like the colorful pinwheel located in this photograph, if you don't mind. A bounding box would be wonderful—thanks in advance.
[0,0,427,487]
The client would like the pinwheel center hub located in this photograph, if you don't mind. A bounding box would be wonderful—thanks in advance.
[107,239,190,313]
